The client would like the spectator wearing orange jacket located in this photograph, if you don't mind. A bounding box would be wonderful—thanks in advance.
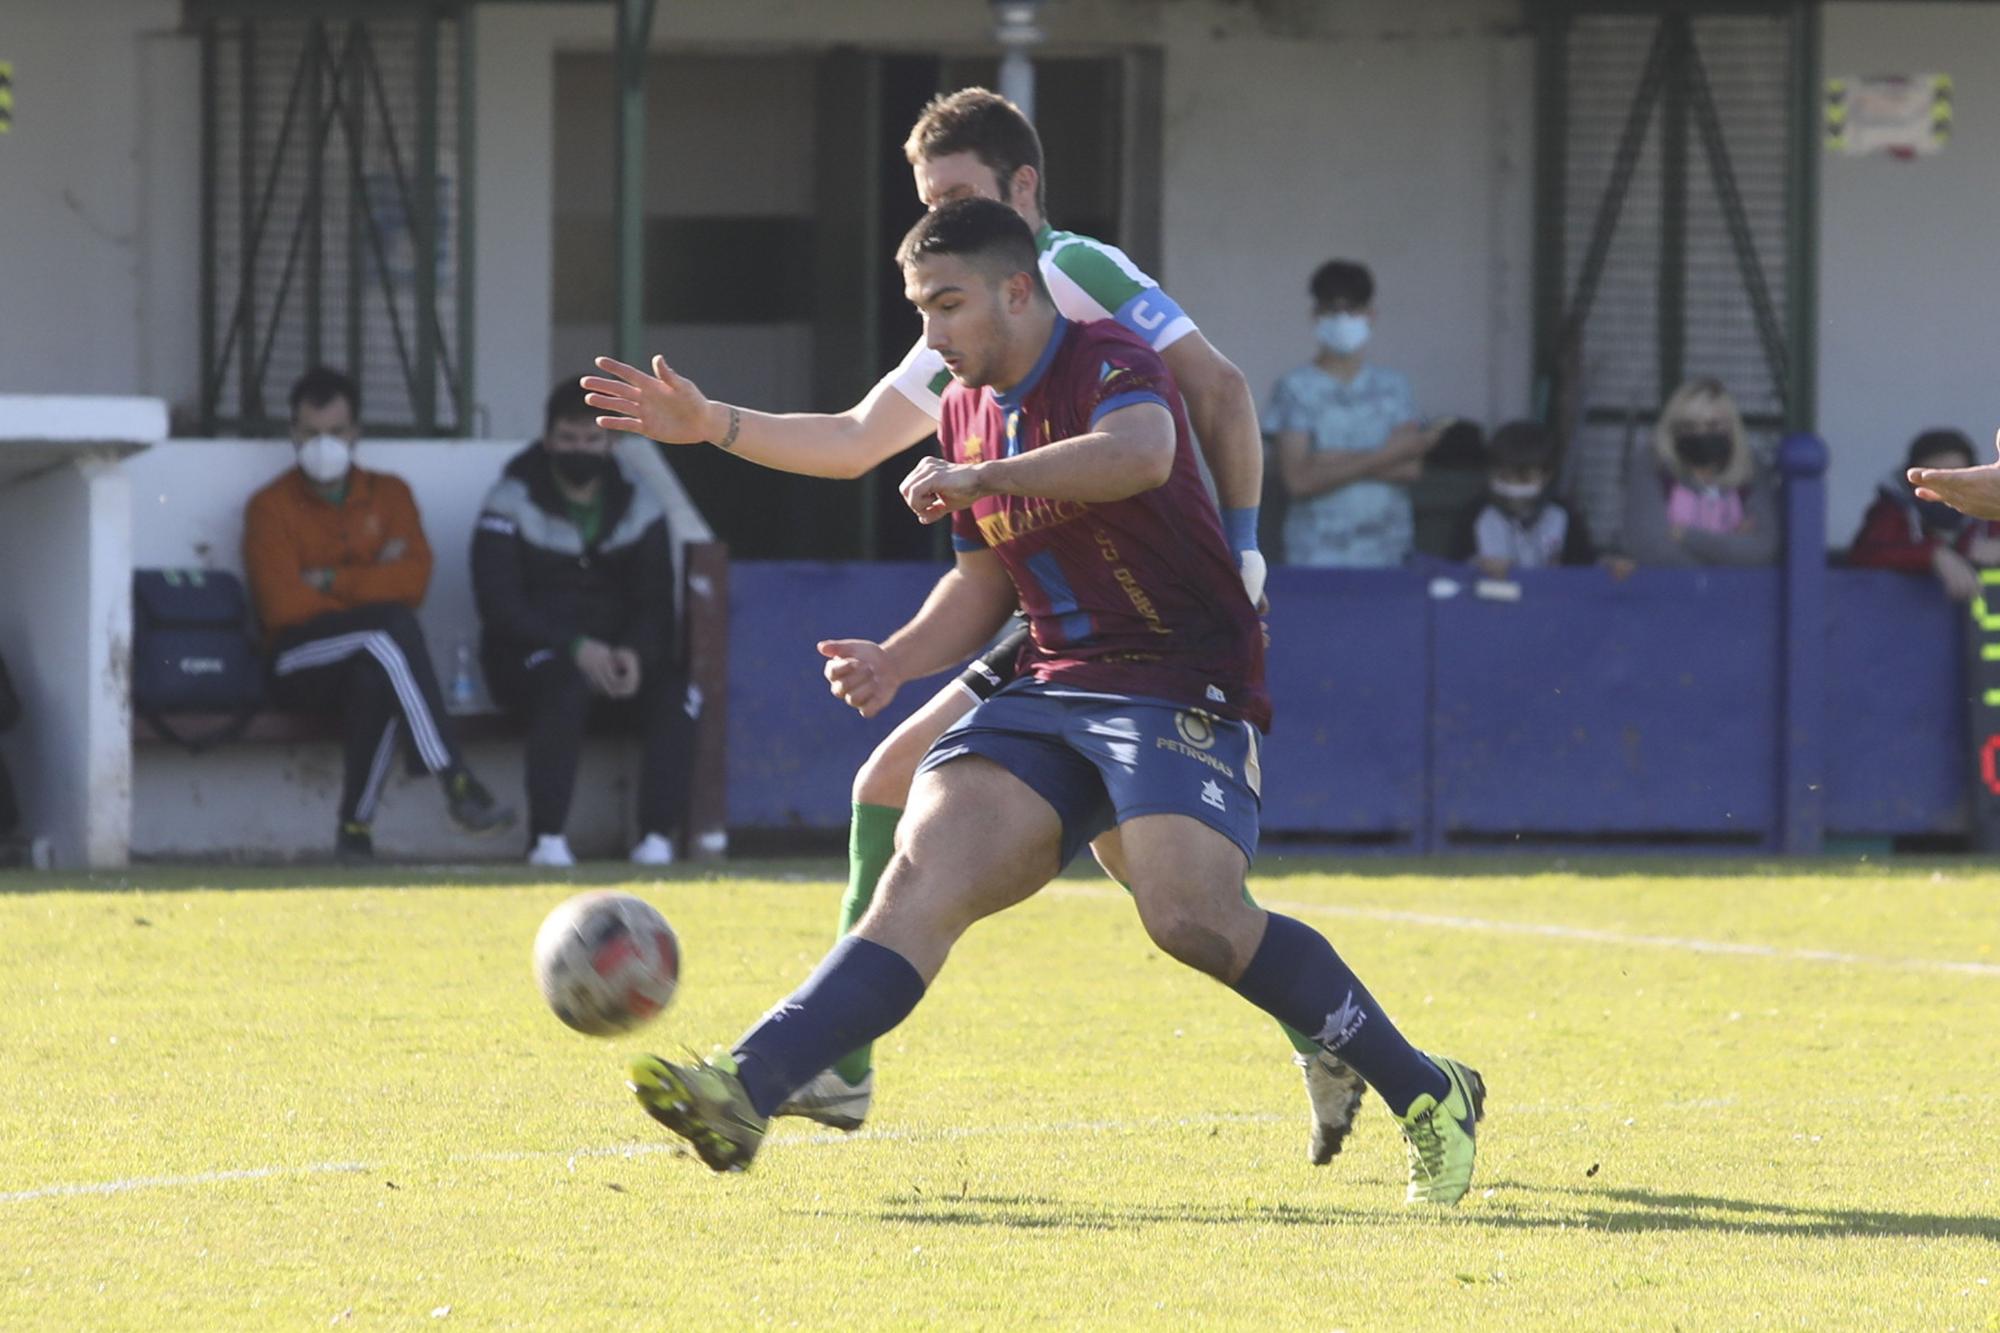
[1849,429,2000,602]
[243,367,513,861]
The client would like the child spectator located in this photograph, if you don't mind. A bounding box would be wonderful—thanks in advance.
[1264,259,1447,567]
[1622,377,1779,566]
[1850,428,2000,600]
[1449,421,1599,578]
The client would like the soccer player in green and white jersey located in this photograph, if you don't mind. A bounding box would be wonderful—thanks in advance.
[582,88,1366,1161]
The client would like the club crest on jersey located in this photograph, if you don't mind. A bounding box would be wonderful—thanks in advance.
[961,433,984,463]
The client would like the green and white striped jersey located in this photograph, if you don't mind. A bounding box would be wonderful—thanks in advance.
[888,223,1199,421]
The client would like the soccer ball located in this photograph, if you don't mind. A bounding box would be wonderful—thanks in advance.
[532,891,680,1036]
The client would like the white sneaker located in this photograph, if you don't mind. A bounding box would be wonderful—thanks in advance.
[630,832,675,866]
[528,834,576,868]
[1298,1049,1368,1164]
[774,1067,873,1132]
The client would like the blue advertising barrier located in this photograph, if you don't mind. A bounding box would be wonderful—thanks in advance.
[725,437,1973,850]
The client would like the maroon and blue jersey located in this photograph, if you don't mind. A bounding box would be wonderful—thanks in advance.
[942,317,1270,731]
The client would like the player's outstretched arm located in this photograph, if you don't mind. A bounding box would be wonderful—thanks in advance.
[582,356,934,480]
[1911,429,2000,520]
[901,402,1176,524]
[818,549,1016,718]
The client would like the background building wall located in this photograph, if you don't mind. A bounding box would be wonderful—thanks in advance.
[0,0,189,402]
[1819,1,2000,539]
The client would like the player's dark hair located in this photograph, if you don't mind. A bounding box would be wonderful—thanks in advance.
[897,197,1050,300]
[289,366,361,422]
[1906,427,1975,470]
[543,379,595,434]
[1309,260,1375,311]
[1486,420,1559,473]
[904,86,1047,216]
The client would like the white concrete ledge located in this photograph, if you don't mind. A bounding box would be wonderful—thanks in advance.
[0,395,169,445]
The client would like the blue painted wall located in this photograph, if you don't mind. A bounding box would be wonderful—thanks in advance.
[723,444,1976,849]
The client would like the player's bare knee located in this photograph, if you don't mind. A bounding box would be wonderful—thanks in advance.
[852,729,927,807]
[1139,907,1241,980]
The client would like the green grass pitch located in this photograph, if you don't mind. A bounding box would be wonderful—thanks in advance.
[2,858,1996,1329]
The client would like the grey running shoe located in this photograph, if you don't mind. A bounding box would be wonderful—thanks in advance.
[775,1067,874,1132]
[1297,1049,1368,1164]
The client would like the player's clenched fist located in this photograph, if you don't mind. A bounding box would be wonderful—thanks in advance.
[818,638,903,719]
[900,456,984,524]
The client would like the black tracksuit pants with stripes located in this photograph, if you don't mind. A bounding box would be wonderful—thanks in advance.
[267,604,464,826]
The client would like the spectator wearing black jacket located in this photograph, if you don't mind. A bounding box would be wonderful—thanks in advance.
[473,382,691,867]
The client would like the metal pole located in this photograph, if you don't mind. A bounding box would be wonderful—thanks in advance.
[414,10,440,432]
[614,0,657,369]
[238,21,258,424]
[1783,0,1820,434]
[199,21,218,430]
[305,21,324,373]
[1529,3,1568,421]
[345,24,366,389]
[991,1,1044,121]
[1657,15,1688,403]
[456,5,478,433]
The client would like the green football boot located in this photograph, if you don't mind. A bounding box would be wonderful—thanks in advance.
[627,1051,768,1172]
[1395,1054,1486,1205]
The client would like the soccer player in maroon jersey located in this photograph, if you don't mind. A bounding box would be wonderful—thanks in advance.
[627,200,1486,1204]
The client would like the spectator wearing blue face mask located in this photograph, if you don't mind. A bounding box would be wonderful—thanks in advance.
[1263,259,1450,567]
[1849,428,2000,601]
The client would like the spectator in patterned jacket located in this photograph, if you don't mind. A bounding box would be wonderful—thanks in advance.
[1264,260,1450,567]
[472,381,693,868]
[1849,428,2000,600]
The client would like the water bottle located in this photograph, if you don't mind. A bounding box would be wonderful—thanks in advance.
[450,638,479,713]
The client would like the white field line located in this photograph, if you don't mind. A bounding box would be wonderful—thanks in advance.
[0,1097,1746,1207]
[1048,884,2000,979]
[12,1086,2000,1209]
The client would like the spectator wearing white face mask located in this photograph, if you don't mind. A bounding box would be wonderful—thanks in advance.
[243,366,514,861]
[1263,259,1449,567]
[1449,421,1607,578]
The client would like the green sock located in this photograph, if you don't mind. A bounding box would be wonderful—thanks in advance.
[1115,876,1319,1058]
[831,802,901,1083]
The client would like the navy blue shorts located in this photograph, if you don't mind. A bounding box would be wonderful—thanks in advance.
[914,678,1263,869]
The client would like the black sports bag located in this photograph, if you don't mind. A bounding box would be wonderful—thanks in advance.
[132,569,266,751]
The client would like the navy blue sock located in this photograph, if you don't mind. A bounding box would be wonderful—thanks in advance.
[1230,913,1447,1116]
[732,937,926,1118]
